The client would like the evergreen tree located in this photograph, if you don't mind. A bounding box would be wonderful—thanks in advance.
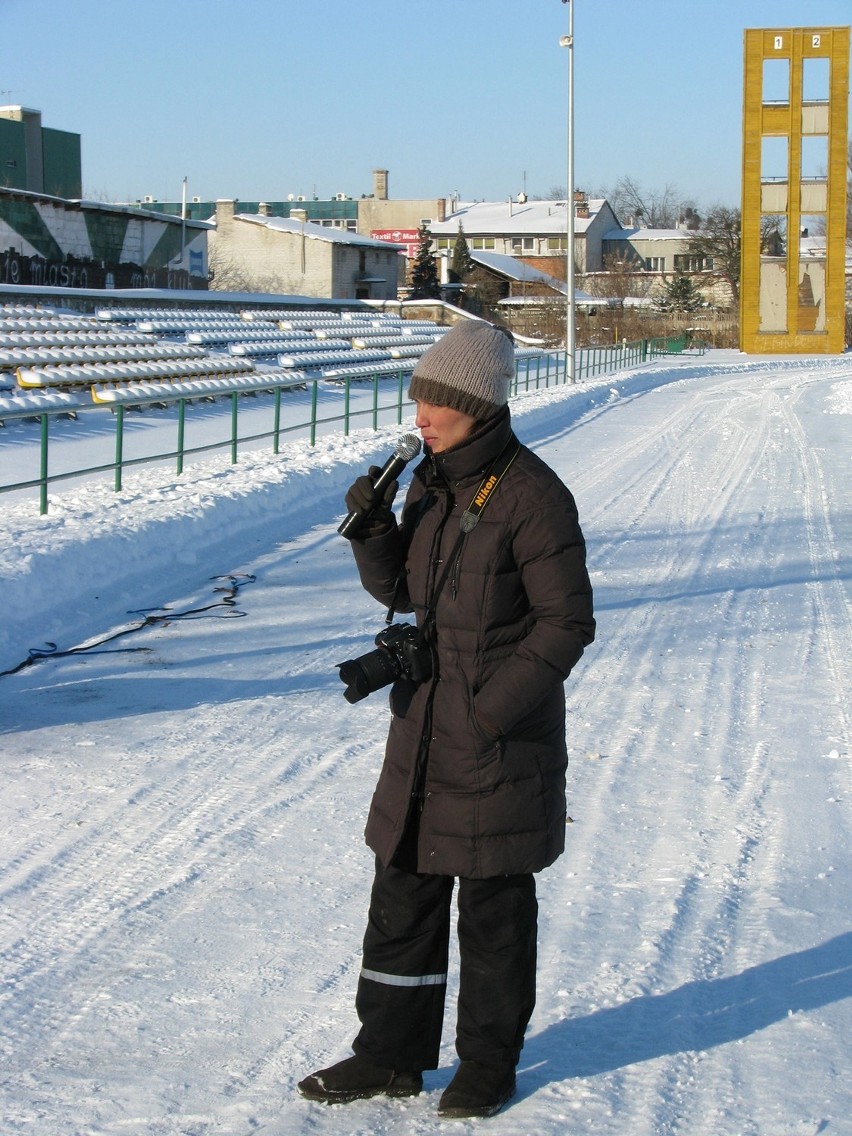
[654,270,704,313]
[409,226,441,300]
[450,225,474,284]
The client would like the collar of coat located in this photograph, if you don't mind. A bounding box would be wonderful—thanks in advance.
[417,405,516,491]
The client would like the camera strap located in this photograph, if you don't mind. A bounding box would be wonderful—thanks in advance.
[384,437,520,629]
[415,437,521,633]
[458,438,521,534]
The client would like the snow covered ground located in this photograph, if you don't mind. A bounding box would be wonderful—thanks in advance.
[1,350,850,1136]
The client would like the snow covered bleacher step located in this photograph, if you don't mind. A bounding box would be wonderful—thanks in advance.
[6,342,208,371]
[230,338,350,358]
[0,328,158,350]
[17,355,256,388]
[187,327,316,347]
[279,348,394,371]
[350,334,437,349]
[321,358,416,381]
[90,370,309,405]
[0,388,92,422]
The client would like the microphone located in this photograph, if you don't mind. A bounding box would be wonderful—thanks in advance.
[338,432,422,538]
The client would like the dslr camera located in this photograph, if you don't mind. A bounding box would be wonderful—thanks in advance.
[338,623,433,704]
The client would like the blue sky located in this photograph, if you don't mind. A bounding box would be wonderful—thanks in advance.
[2,0,850,210]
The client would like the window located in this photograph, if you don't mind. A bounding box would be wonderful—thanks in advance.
[761,135,788,182]
[763,57,789,104]
[801,135,828,181]
[547,237,568,251]
[645,257,666,271]
[472,238,495,250]
[802,56,830,102]
[674,254,712,272]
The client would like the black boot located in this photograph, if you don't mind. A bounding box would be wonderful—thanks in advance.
[297,1054,423,1104]
[438,1060,516,1118]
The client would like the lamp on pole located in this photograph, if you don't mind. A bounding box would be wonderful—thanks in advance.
[560,0,575,382]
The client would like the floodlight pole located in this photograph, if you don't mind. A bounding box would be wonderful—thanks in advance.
[560,0,576,382]
[181,176,187,272]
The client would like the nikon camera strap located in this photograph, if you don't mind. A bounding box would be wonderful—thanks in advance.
[415,437,521,630]
[385,437,521,628]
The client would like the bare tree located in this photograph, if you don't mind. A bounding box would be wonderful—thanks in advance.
[687,207,788,308]
[688,206,742,306]
[207,245,296,294]
[584,252,651,302]
[601,176,696,229]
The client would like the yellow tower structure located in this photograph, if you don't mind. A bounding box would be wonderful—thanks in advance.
[740,26,849,353]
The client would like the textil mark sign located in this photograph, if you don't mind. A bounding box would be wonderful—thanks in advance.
[372,229,420,258]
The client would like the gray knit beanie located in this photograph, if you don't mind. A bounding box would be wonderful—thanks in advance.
[408,321,515,420]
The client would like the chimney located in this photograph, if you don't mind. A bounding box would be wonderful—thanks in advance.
[215,199,236,229]
[258,201,270,216]
[291,208,308,224]
[373,168,389,200]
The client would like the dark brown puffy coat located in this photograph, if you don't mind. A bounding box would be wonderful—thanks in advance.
[350,406,595,879]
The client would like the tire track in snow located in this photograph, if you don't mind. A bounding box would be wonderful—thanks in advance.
[778,377,851,752]
[533,365,840,1133]
[0,658,377,1088]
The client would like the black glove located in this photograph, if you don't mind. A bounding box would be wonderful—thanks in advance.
[344,466,398,535]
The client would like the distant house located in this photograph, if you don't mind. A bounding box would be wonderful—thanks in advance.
[429,193,622,276]
[209,200,404,300]
[601,226,712,275]
[599,225,730,305]
[462,249,601,307]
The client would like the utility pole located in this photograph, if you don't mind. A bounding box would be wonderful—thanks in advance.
[181,176,188,273]
[560,0,576,381]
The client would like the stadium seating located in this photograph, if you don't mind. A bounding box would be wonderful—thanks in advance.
[0,299,454,422]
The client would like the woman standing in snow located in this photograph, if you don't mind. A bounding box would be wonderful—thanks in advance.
[299,320,595,1118]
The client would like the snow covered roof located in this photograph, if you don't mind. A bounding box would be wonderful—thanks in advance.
[235,213,404,250]
[431,198,613,237]
[603,226,693,242]
[470,250,569,295]
[472,251,607,310]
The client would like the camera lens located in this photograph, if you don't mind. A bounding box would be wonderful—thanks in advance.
[337,646,401,703]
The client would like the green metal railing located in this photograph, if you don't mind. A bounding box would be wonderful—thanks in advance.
[0,337,703,514]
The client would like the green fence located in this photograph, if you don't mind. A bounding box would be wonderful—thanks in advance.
[0,336,703,514]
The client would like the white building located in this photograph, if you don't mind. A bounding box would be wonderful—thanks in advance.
[209,201,404,300]
[429,193,622,277]
[601,226,711,275]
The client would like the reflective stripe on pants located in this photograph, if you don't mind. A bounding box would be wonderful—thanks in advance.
[353,860,537,1071]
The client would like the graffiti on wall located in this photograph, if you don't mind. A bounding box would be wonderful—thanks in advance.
[0,247,205,290]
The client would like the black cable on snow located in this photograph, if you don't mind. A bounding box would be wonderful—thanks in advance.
[0,574,256,678]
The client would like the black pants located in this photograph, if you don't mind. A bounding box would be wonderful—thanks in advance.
[352,860,538,1072]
